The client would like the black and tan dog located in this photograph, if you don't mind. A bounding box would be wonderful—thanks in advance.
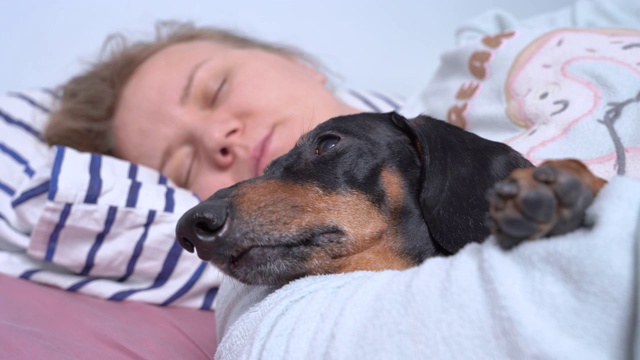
[175,113,606,286]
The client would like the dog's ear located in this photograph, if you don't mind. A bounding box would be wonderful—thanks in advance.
[390,112,532,254]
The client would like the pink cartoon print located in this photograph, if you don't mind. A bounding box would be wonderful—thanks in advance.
[504,29,640,179]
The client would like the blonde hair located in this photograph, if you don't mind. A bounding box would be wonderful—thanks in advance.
[44,21,319,156]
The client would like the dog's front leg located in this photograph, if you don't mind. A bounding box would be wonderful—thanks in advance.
[485,159,607,249]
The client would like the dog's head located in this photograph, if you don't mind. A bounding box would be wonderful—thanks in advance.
[176,113,532,285]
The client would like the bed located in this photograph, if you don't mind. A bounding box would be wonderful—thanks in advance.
[1,0,639,359]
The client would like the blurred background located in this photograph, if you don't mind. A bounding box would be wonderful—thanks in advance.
[0,0,573,97]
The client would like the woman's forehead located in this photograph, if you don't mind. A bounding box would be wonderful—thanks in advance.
[136,41,228,79]
[117,42,224,110]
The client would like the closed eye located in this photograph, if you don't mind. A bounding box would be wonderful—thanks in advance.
[209,77,227,107]
[315,135,340,155]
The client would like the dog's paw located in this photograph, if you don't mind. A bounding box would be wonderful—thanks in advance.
[485,159,606,250]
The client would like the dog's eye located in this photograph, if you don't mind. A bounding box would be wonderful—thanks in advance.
[315,135,340,155]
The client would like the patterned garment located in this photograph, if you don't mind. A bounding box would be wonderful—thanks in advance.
[401,0,640,181]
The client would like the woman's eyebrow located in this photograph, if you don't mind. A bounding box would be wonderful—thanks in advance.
[180,59,210,105]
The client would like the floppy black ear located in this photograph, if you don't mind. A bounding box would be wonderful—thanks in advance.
[390,113,533,254]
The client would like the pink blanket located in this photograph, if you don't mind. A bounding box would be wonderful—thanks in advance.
[0,274,217,359]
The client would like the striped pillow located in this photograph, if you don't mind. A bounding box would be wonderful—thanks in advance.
[0,90,221,309]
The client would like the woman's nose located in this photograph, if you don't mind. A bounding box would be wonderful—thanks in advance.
[201,118,242,168]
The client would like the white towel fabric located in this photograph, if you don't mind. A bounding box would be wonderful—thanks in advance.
[214,176,640,359]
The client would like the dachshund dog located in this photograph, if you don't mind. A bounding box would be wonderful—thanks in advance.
[175,113,606,286]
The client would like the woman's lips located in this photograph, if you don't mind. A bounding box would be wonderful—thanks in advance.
[251,130,274,177]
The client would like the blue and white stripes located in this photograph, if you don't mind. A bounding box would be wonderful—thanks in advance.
[14,144,222,308]
[341,88,404,113]
[0,90,222,309]
[0,108,44,142]
[0,91,51,248]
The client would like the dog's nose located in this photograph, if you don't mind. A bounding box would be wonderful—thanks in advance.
[175,198,229,261]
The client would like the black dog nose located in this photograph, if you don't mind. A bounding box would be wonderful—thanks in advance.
[175,198,229,261]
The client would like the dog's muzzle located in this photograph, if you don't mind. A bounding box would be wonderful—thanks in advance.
[175,198,229,262]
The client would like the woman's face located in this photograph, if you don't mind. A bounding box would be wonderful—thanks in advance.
[114,40,360,199]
